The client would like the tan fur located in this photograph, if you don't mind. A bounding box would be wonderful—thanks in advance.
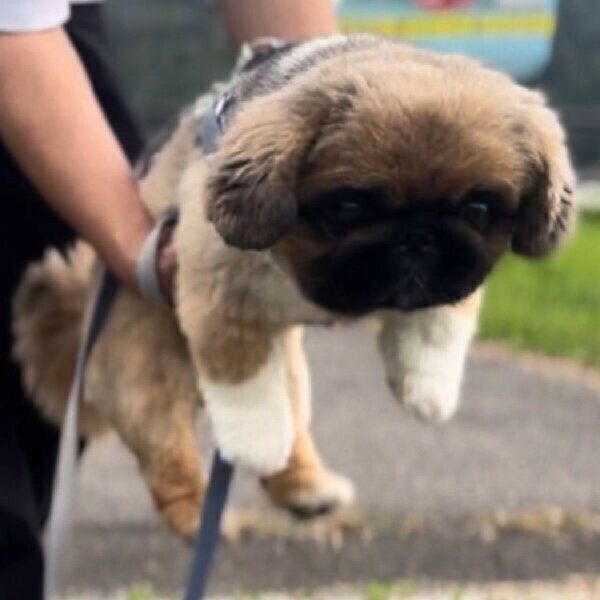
[455,288,483,315]
[208,42,575,255]
[12,36,575,538]
[12,242,108,436]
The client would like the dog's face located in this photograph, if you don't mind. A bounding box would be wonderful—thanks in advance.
[207,38,576,315]
[277,184,513,314]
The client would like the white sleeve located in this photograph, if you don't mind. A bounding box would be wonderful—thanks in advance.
[0,0,70,32]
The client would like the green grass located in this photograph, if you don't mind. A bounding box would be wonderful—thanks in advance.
[125,585,156,600]
[451,586,467,600]
[364,581,395,600]
[480,213,600,368]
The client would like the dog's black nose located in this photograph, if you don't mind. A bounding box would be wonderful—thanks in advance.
[392,227,437,254]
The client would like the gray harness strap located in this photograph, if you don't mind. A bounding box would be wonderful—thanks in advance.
[136,206,179,307]
[195,91,233,154]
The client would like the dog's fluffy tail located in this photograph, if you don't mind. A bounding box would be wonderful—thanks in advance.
[12,242,109,436]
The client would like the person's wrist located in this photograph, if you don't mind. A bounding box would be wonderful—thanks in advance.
[108,214,153,292]
[112,213,177,305]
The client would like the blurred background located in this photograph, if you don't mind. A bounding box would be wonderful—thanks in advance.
[62,2,600,598]
[107,0,600,167]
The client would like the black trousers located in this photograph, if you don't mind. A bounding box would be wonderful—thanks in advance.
[0,6,143,599]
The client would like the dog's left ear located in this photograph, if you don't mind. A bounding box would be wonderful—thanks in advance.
[512,94,577,257]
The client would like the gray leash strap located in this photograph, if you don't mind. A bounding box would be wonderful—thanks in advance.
[44,209,176,598]
[184,452,234,600]
[43,269,119,599]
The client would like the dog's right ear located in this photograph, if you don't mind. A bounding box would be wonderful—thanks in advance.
[206,81,358,250]
[205,94,310,250]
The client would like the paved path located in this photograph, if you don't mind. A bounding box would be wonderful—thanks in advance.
[59,326,600,597]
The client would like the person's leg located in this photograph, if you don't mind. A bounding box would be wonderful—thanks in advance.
[0,5,144,598]
[0,159,67,600]
[0,366,46,600]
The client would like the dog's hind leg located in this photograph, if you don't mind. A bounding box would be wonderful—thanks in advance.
[261,327,355,518]
[86,295,205,540]
[123,391,205,541]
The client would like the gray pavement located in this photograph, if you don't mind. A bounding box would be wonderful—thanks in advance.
[59,326,600,597]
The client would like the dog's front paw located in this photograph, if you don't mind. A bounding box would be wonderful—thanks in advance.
[378,305,477,424]
[199,345,294,475]
[214,407,294,476]
[388,371,460,423]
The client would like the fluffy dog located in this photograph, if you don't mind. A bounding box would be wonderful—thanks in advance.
[12,35,576,538]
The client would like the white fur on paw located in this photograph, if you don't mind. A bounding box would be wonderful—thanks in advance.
[393,373,460,423]
[199,341,294,475]
[378,306,476,424]
[287,472,356,513]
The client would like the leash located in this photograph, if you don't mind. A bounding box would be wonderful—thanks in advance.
[44,88,237,599]
[184,452,234,600]
[182,91,237,600]
[44,214,234,600]
[43,269,119,598]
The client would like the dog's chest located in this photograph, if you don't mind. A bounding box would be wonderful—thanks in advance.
[207,251,335,327]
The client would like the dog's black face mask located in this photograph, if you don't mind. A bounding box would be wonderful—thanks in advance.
[290,187,515,315]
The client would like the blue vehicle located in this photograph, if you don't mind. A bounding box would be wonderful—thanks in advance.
[336,0,558,81]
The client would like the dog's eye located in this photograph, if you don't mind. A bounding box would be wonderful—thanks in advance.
[461,201,490,232]
[458,189,506,233]
[317,199,366,236]
[334,200,363,221]
[301,187,384,237]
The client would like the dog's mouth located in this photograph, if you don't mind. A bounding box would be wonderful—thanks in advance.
[296,226,494,315]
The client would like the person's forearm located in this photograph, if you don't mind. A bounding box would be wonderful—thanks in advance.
[217,0,338,51]
[0,28,151,289]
